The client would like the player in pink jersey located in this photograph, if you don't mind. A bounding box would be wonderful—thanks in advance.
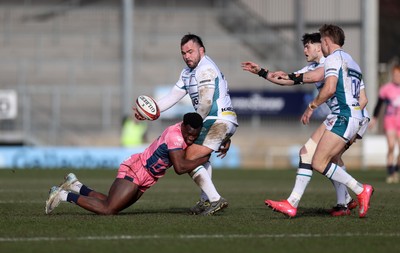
[45,113,225,215]
[369,64,400,183]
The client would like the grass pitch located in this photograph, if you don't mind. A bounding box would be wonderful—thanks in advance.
[0,168,399,253]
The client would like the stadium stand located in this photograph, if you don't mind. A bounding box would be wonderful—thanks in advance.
[0,0,363,168]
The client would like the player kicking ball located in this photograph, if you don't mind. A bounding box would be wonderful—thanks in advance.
[45,112,226,215]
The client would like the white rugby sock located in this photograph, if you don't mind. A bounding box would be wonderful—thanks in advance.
[204,161,212,177]
[323,163,364,195]
[70,181,83,194]
[287,168,313,208]
[331,180,348,205]
[59,189,69,202]
[345,191,353,205]
[331,166,348,205]
[200,162,212,200]
[190,165,221,202]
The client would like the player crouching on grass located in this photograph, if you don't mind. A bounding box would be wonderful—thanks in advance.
[45,112,228,215]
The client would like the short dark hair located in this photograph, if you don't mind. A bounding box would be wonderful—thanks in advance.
[183,112,203,129]
[181,33,205,52]
[301,33,321,46]
[319,24,345,46]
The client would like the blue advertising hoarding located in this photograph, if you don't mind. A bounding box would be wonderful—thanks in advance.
[153,86,327,119]
[230,90,310,116]
[0,145,240,169]
[229,90,329,118]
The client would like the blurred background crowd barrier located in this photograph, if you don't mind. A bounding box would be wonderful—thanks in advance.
[0,0,398,169]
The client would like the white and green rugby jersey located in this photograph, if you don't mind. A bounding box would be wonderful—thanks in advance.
[176,55,238,125]
[295,57,325,91]
[324,49,364,119]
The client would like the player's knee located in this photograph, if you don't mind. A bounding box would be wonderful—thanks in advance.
[331,155,344,166]
[299,145,307,156]
[310,162,324,173]
[300,139,317,164]
[98,208,119,215]
[94,201,121,215]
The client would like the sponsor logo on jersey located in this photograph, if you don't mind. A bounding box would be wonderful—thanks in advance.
[221,107,235,112]
[221,107,236,116]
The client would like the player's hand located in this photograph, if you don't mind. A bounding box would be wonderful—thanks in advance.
[271,71,289,80]
[132,107,147,121]
[368,117,377,130]
[301,107,314,125]
[241,61,261,75]
[216,139,231,159]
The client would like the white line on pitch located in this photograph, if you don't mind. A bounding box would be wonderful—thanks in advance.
[0,200,43,204]
[1,233,400,242]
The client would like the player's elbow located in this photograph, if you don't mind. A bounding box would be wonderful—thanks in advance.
[173,166,188,175]
[326,88,336,98]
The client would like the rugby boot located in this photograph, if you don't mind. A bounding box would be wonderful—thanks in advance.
[200,197,228,216]
[265,199,297,218]
[189,199,210,215]
[357,184,374,218]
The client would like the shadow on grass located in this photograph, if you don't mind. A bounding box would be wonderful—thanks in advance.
[50,207,201,216]
[265,206,343,219]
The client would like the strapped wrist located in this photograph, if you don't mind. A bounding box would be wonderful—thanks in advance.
[288,73,304,85]
[257,68,269,79]
[308,102,318,110]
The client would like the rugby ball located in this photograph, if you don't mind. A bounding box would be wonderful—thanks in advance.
[135,95,160,121]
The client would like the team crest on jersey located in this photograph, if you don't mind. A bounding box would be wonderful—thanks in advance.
[172,136,184,147]
[327,119,334,126]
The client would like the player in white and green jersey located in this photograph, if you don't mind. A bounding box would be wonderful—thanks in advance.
[243,33,361,217]
[136,34,238,215]
[303,24,373,218]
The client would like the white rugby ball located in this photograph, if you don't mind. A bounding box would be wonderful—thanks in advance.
[135,95,160,121]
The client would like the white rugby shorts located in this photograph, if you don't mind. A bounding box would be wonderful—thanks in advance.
[194,119,237,151]
[323,114,363,143]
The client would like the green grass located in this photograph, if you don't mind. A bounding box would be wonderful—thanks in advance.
[1,168,399,253]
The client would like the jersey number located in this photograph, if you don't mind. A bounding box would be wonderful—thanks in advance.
[351,78,361,98]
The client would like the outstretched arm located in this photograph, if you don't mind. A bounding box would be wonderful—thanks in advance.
[157,85,187,112]
[134,85,187,121]
[241,61,262,74]
[303,67,324,83]
[241,61,294,86]
[242,61,324,86]
[276,67,324,83]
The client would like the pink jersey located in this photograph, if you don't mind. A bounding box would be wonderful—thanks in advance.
[138,122,186,178]
[379,82,400,117]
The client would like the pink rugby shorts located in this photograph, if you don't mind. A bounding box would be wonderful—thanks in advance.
[384,115,400,136]
[116,154,158,192]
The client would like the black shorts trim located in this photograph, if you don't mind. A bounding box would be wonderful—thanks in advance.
[123,175,134,182]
